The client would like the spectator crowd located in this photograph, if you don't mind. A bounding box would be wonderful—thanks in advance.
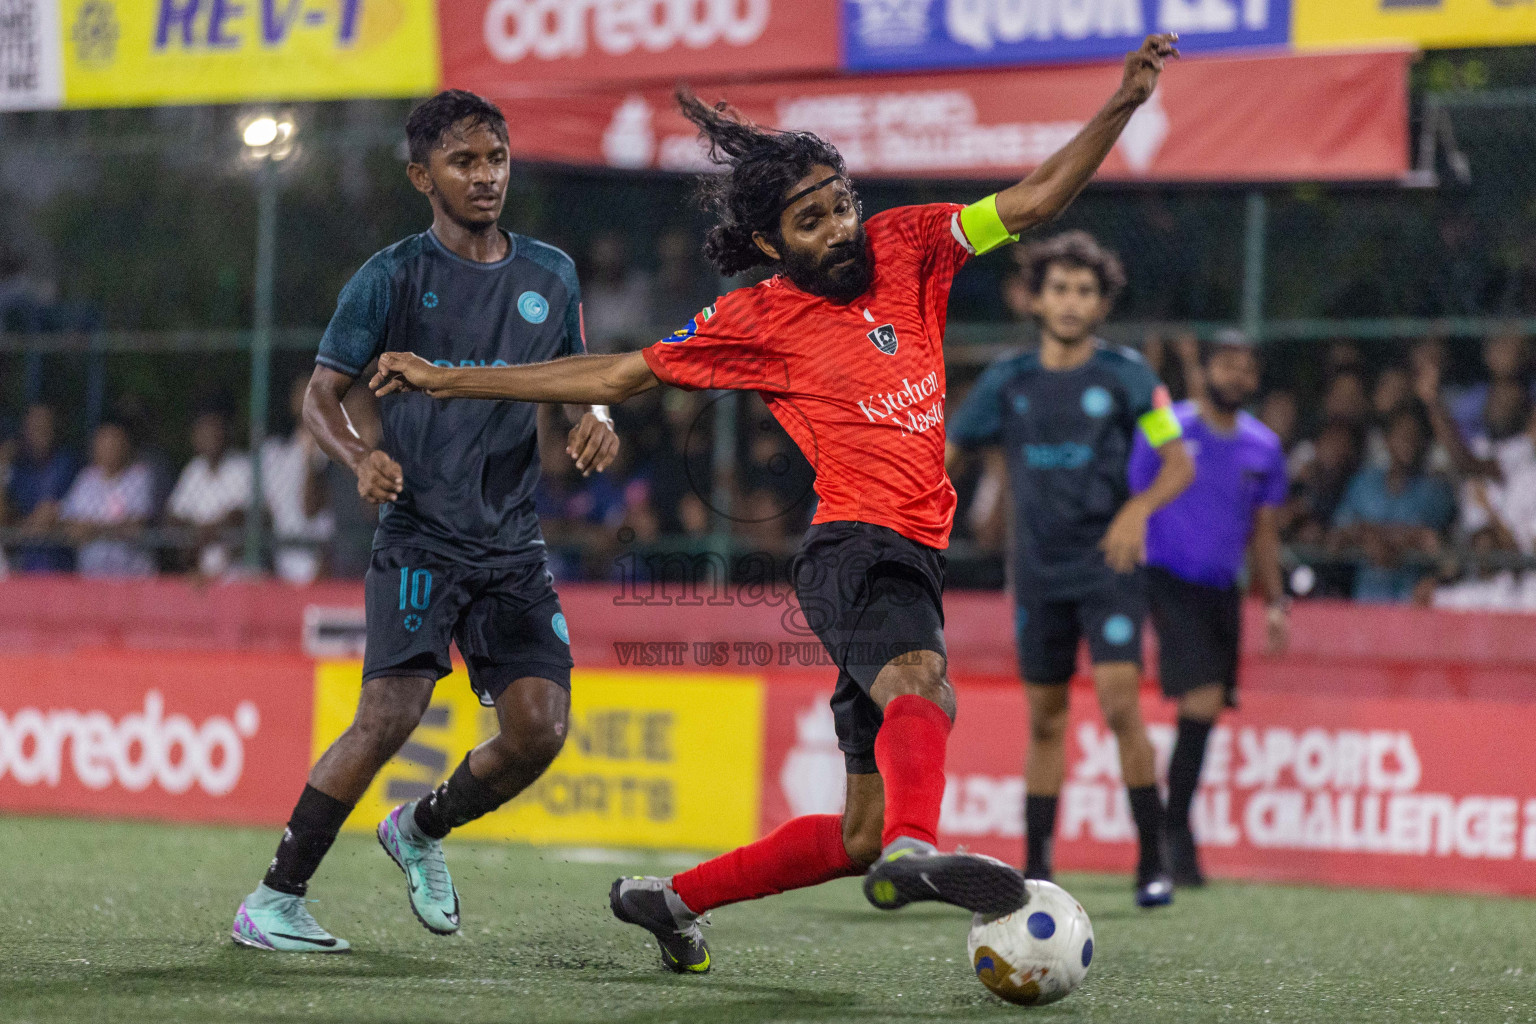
[5,232,1536,611]
[1192,332,1536,610]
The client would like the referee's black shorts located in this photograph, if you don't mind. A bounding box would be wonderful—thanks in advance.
[792,521,948,775]
[1146,564,1241,706]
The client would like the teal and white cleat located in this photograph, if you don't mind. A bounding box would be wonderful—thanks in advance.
[232,883,351,953]
[377,803,460,935]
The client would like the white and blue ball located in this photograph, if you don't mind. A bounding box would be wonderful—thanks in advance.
[967,879,1094,1006]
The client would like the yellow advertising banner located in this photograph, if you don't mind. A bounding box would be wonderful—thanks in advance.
[313,664,764,852]
[1295,0,1536,51]
[60,0,438,108]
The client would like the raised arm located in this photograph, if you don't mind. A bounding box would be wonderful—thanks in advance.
[992,34,1178,236]
[1414,358,1500,481]
[373,350,661,407]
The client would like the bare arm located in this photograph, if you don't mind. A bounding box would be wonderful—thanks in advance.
[372,350,661,407]
[1249,504,1290,653]
[993,34,1178,236]
[304,364,402,504]
[1101,437,1195,573]
[1137,437,1195,515]
[1249,505,1285,606]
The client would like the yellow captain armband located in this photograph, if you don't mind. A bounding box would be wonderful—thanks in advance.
[1138,406,1183,448]
[956,194,1021,256]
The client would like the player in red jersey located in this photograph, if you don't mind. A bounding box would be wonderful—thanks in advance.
[372,33,1178,974]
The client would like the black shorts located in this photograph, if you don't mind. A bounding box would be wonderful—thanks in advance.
[792,522,947,775]
[363,546,574,704]
[1146,565,1241,705]
[1017,570,1145,684]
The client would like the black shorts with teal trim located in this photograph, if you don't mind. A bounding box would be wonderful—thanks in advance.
[1016,568,1145,684]
[363,546,573,703]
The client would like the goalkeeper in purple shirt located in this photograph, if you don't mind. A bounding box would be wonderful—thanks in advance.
[1128,331,1290,886]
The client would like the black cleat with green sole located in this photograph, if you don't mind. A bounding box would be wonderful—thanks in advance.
[862,838,1027,916]
[609,876,711,974]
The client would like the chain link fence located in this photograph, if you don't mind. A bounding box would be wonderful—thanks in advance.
[4,85,1536,598]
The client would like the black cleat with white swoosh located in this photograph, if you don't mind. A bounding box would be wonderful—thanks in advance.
[862,837,1027,916]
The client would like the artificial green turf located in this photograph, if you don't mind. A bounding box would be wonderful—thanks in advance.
[0,816,1531,1024]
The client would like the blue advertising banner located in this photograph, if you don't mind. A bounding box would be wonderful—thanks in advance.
[843,0,1292,71]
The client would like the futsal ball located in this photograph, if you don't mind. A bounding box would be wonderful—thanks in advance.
[967,879,1094,1006]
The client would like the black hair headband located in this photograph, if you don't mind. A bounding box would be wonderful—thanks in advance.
[772,173,843,223]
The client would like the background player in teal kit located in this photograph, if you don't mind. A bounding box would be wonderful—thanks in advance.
[231,91,619,953]
[1129,331,1289,886]
[949,231,1194,906]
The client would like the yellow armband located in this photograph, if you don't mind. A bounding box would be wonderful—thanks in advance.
[957,194,1020,256]
[1138,406,1182,448]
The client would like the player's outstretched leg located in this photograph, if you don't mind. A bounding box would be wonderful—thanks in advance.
[380,675,569,935]
[612,811,868,973]
[233,676,434,952]
[861,660,1026,916]
[610,877,712,974]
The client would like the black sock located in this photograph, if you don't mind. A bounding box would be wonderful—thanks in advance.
[263,784,353,896]
[1127,785,1167,877]
[1024,794,1059,877]
[1167,717,1214,832]
[413,753,508,840]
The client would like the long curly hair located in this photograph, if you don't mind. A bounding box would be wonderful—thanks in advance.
[676,89,852,277]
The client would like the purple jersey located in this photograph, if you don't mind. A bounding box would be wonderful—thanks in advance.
[1129,401,1288,589]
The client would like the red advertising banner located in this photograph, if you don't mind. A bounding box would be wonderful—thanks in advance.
[479,50,1409,182]
[441,0,842,91]
[763,677,1536,897]
[0,651,314,826]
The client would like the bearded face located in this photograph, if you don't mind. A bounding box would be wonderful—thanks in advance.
[778,222,873,304]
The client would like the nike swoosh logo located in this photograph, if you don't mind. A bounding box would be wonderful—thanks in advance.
[270,932,338,947]
[920,872,941,894]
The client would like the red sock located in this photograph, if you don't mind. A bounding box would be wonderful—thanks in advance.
[671,814,859,914]
[874,694,952,847]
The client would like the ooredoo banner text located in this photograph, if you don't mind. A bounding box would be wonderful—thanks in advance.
[0,651,314,824]
[441,0,842,91]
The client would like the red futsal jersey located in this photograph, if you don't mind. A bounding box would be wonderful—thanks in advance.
[642,203,975,550]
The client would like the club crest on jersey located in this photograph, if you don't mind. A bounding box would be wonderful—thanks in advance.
[867,323,898,355]
[518,291,549,324]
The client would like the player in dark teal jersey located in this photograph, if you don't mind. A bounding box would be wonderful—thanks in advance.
[232,92,619,954]
[949,232,1194,907]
